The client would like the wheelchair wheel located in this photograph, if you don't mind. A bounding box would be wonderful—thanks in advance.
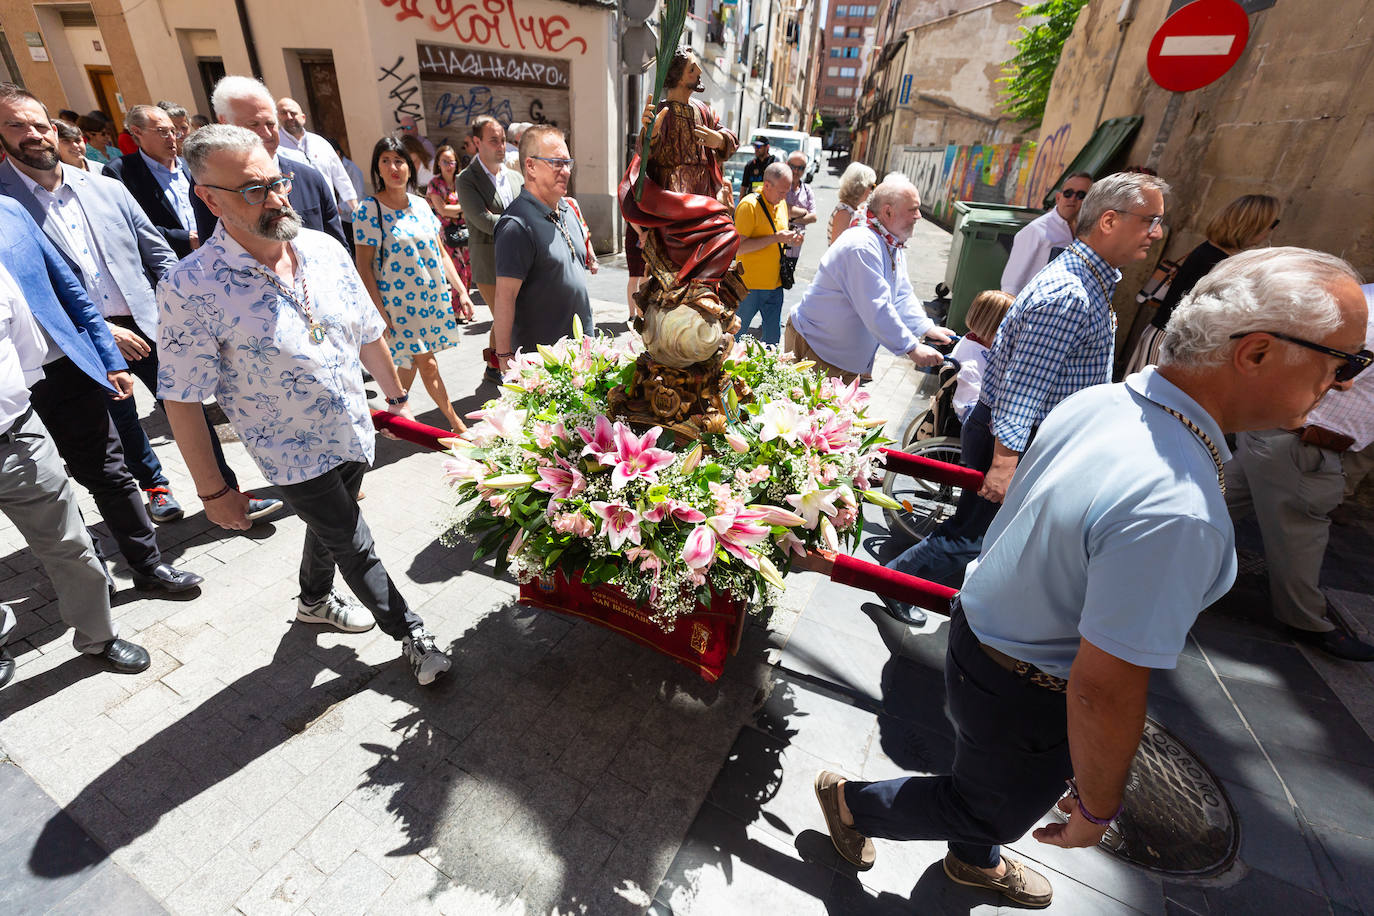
[882,436,964,544]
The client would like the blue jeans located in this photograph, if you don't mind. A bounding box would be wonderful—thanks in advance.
[887,400,1000,588]
[844,603,1072,869]
[735,287,784,346]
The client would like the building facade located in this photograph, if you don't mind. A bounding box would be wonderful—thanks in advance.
[852,0,1029,172]
[0,0,621,247]
[816,2,877,132]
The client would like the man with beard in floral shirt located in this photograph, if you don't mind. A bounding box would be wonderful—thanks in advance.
[156,126,451,685]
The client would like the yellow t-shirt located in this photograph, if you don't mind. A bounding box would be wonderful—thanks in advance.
[734,193,787,291]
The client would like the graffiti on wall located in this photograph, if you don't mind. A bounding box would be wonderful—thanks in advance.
[380,0,589,56]
[892,141,1040,224]
[417,42,570,142]
[378,56,425,127]
[1023,122,1071,208]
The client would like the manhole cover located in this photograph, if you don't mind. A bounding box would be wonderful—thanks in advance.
[1100,717,1239,876]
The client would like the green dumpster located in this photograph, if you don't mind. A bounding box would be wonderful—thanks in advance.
[942,200,1042,333]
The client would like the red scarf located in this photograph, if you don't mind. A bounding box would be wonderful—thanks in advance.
[867,210,905,250]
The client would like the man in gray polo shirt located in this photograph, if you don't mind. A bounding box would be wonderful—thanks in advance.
[492,124,591,370]
[811,248,1369,907]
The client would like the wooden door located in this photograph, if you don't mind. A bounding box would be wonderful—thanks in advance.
[301,59,348,159]
[86,66,120,121]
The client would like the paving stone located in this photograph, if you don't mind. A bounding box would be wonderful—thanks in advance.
[304,850,393,916]
[295,801,378,876]
[231,800,321,872]
[366,856,456,912]
[1202,867,1328,916]
[656,801,834,915]
[1225,781,1323,894]
[162,842,259,915]
[233,850,327,916]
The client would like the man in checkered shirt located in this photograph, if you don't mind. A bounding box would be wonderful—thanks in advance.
[1225,283,1374,660]
[883,172,1169,605]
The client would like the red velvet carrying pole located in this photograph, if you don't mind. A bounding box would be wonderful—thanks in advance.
[371,410,451,452]
[880,447,984,490]
[832,553,958,614]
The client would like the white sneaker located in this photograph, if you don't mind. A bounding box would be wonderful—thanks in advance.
[296,591,376,633]
[402,627,451,685]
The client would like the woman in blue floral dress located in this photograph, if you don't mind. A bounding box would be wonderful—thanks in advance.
[354,136,475,434]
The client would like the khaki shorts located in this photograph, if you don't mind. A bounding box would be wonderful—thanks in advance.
[783,318,868,385]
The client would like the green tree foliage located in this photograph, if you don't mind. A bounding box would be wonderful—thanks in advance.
[999,0,1089,126]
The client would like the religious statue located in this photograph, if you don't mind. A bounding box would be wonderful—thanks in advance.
[615,46,750,438]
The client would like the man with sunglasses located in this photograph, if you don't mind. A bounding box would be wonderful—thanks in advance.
[1001,172,1093,296]
[491,124,591,370]
[812,248,1367,907]
[1224,290,1374,660]
[157,125,453,685]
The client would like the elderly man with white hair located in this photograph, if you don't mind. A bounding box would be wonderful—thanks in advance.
[811,247,1369,907]
[188,75,346,248]
[786,173,951,382]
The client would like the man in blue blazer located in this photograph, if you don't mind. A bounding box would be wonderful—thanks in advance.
[0,191,203,595]
[195,75,346,247]
[1,87,281,526]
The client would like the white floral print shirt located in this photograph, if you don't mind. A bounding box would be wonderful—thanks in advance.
[156,223,386,484]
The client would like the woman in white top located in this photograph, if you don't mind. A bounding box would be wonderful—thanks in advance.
[828,162,877,245]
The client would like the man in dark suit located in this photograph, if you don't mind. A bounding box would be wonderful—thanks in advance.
[456,115,524,384]
[1,89,282,526]
[0,194,202,595]
[101,105,199,257]
[195,75,346,247]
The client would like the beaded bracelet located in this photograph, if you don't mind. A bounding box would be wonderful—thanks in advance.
[198,484,235,502]
[1065,778,1122,827]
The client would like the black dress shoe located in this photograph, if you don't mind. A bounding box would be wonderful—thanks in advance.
[483,366,504,386]
[98,639,150,674]
[879,594,928,627]
[131,563,204,593]
[1292,626,1374,661]
[0,648,14,689]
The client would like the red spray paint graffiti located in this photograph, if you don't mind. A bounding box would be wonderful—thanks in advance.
[380,0,589,56]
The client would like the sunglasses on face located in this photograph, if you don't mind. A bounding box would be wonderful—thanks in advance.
[1230,330,1374,383]
[1060,189,1088,200]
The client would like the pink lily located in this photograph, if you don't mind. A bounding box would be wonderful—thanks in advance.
[576,415,618,458]
[643,498,707,524]
[463,402,527,444]
[775,529,807,558]
[706,509,771,569]
[590,500,642,550]
[682,525,717,570]
[552,511,595,538]
[725,431,750,453]
[441,455,485,484]
[601,424,676,490]
[532,421,567,449]
[533,458,586,500]
[748,504,807,527]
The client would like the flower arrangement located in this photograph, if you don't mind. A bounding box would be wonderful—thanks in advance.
[442,325,897,630]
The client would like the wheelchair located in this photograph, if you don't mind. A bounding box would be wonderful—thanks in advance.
[882,356,965,543]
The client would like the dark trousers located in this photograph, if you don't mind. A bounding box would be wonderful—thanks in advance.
[888,400,1002,588]
[106,317,237,491]
[844,605,1072,868]
[28,357,161,574]
[277,461,422,640]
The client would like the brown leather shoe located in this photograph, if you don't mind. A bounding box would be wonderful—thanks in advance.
[813,770,875,869]
[943,852,1052,908]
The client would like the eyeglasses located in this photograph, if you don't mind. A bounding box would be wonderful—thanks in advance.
[1117,210,1165,233]
[789,164,805,172]
[200,176,293,206]
[532,156,575,171]
[141,127,178,139]
[1228,330,1374,383]
[1269,218,1281,230]
[1059,189,1088,200]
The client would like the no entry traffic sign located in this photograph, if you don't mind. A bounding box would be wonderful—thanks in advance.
[1147,0,1250,92]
